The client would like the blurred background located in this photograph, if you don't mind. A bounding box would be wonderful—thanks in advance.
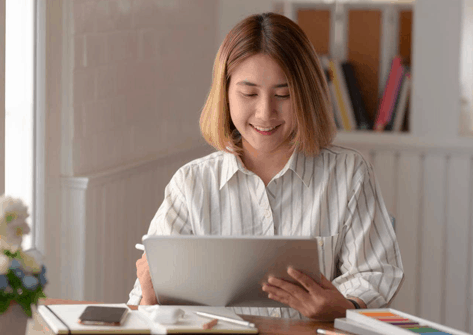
[1,0,472,333]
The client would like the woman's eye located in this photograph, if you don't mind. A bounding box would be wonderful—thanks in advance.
[242,93,257,97]
[276,95,290,99]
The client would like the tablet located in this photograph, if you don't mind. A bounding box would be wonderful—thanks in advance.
[142,235,320,307]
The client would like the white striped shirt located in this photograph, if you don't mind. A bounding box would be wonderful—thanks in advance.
[127,145,404,319]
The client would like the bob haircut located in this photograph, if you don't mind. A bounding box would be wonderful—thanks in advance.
[200,12,337,157]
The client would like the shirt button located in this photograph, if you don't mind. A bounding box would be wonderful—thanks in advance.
[265,209,271,218]
[270,309,281,318]
[318,239,324,246]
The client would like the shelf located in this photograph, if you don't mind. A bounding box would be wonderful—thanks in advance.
[334,131,473,154]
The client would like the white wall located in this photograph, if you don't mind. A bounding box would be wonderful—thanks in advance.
[64,0,218,176]
[43,0,219,298]
[410,0,463,138]
[217,0,274,45]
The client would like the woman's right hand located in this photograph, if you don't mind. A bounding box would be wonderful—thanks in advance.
[136,252,158,305]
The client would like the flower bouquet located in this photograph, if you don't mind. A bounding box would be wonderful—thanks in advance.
[0,195,47,318]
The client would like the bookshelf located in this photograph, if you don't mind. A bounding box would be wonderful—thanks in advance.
[284,1,413,133]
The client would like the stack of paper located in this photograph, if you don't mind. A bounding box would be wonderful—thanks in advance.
[334,308,470,335]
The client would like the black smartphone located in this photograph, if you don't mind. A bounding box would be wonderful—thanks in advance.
[77,306,129,326]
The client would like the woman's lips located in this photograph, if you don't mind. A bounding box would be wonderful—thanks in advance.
[251,124,281,135]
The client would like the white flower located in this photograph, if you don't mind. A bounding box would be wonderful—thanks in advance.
[0,195,30,247]
[0,253,10,274]
[0,195,28,220]
[5,218,30,247]
[19,249,41,273]
[0,236,18,253]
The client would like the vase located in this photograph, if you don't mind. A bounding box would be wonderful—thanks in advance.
[0,301,30,335]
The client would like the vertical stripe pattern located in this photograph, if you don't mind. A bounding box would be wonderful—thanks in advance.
[128,145,404,319]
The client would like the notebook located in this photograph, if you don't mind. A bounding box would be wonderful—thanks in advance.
[38,304,149,334]
[37,304,258,334]
[346,308,471,335]
[334,317,381,335]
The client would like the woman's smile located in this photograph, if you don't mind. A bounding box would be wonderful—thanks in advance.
[227,53,294,157]
[250,124,281,135]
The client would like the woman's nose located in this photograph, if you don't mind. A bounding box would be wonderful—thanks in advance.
[255,96,276,120]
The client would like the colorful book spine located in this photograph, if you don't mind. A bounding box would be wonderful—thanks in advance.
[392,73,411,132]
[329,59,356,131]
[383,63,405,129]
[320,55,344,130]
[341,62,373,130]
[328,81,344,130]
[374,56,403,131]
[384,72,405,131]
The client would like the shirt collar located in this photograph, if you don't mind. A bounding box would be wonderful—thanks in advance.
[273,149,315,188]
[219,148,317,190]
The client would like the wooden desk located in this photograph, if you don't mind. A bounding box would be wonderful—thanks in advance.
[27,298,357,335]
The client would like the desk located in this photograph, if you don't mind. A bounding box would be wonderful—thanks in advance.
[27,298,357,335]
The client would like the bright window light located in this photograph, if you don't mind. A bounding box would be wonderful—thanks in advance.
[5,0,35,250]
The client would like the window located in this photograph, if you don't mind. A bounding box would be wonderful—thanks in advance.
[5,0,35,250]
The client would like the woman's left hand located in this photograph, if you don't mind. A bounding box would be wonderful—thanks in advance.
[261,267,355,321]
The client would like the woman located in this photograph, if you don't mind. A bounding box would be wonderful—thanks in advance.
[128,12,404,321]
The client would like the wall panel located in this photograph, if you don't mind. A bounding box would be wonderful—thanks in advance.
[390,152,422,314]
[444,156,470,329]
[419,154,447,322]
[335,136,473,332]
[372,151,397,215]
[62,145,214,303]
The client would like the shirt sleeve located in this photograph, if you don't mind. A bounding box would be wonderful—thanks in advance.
[126,169,193,305]
[333,160,404,308]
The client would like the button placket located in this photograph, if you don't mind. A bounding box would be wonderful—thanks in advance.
[256,179,274,236]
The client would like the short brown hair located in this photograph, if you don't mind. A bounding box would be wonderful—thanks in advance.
[199,12,337,156]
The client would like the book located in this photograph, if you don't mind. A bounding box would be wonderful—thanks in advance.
[374,56,403,131]
[341,62,373,130]
[320,55,343,130]
[334,317,382,335]
[346,308,470,335]
[392,73,411,132]
[384,72,407,131]
[37,304,258,334]
[383,64,406,130]
[324,68,344,130]
[329,59,357,131]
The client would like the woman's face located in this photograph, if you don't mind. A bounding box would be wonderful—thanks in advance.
[227,53,295,157]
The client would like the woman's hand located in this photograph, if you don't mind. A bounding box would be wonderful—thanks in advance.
[261,267,361,321]
[136,253,158,305]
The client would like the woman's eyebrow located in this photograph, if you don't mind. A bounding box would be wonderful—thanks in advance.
[236,80,288,88]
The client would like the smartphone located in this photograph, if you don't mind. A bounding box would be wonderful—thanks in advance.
[77,306,129,326]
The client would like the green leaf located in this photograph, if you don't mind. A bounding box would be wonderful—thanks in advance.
[16,298,32,317]
[0,297,11,314]
[4,250,19,258]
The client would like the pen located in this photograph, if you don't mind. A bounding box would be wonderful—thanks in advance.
[316,329,351,335]
[194,311,256,328]
[135,243,144,251]
[202,318,219,330]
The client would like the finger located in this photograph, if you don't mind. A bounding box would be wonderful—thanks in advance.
[262,284,307,315]
[262,283,294,307]
[267,276,309,298]
[287,267,323,294]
